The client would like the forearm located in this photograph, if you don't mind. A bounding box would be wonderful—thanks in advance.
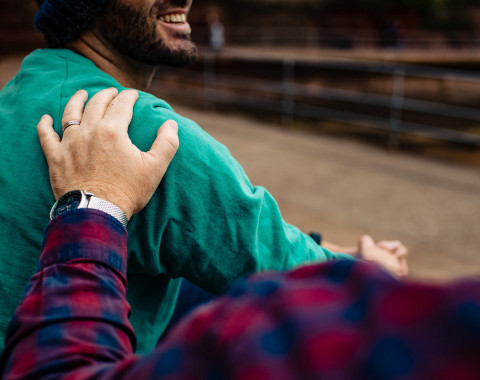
[1,210,136,379]
[322,240,358,256]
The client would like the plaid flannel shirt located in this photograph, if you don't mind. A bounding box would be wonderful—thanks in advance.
[1,209,479,379]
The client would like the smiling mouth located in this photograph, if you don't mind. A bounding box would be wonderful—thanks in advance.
[159,13,187,23]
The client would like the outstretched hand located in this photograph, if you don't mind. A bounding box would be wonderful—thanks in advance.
[357,235,409,278]
[323,236,409,278]
[37,88,179,219]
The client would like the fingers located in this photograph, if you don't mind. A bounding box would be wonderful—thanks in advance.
[359,235,375,250]
[359,235,409,279]
[37,114,60,163]
[378,240,408,258]
[400,258,409,277]
[82,87,119,125]
[147,120,179,173]
[377,240,401,251]
[103,90,139,133]
[61,90,88,132]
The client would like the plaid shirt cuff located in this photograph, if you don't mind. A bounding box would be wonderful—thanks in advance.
[39,209,128,277]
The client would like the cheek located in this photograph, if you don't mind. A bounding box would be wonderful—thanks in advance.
[154,23,173,43]
[129,0,153,8]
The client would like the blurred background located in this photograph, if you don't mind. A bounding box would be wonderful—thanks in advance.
[1,0,479,280]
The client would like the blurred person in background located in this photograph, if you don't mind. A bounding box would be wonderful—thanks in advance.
[0,0,406,354]
[0,89,477,380]
[208,10,225,52]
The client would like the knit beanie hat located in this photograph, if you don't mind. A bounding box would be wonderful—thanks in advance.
[34,0,111,48]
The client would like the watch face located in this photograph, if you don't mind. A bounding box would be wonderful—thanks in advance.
[52,191,83,219]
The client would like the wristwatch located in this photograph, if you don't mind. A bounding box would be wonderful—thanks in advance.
[50,190,128,228]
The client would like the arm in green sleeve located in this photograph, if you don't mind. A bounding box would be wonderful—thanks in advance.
[127,98,353,294]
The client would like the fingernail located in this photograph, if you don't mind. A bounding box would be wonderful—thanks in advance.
[125,89,139,99]
[76,89,88,97]
[40,114,50,121]
[166,120,178,132]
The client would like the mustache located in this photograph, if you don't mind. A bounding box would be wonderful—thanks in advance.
[151,0,190,15]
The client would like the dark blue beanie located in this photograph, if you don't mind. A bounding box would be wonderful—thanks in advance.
[34,0,111,48]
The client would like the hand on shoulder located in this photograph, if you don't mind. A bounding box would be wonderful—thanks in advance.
[37,88,179,219]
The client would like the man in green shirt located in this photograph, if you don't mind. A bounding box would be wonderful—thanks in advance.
[0,0,406,353]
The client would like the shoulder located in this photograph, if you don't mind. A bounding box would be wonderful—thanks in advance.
[22,49,96,75]
[22,49,67,65]
[134,91,193,129]
[131,91,229,156]
[15,49,70,84]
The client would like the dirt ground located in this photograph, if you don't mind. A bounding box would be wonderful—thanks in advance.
[175,104,480,281]
[1,52,479,281]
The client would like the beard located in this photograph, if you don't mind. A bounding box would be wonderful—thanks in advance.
[98,0,197,66]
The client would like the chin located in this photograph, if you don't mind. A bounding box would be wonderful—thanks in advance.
[138,44,197,66]
[164,47,198,66]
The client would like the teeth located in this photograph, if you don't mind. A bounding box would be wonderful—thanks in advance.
[160,13,186,23]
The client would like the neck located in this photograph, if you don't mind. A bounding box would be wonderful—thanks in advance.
[66,31,157,91]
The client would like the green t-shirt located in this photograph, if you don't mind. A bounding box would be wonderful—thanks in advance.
[0,49,352,353]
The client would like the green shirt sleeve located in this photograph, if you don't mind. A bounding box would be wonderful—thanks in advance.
[126,93,353,294]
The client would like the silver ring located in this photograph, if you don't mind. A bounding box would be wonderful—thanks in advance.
[63,120,81,131]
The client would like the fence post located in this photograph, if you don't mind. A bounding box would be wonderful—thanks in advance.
[282,59,295,125]
[204,52,216,110]
[388,67,405,148]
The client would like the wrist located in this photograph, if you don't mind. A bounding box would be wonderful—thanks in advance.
[87,189,134,220]
[50,190,129,229]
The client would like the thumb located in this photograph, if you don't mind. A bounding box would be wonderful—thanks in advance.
[147,120,179,175]
[359,235,375,250]
[37,115,60,164]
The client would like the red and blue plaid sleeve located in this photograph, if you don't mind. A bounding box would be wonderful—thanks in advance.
[1,208,480,379]
[0,209,135,379]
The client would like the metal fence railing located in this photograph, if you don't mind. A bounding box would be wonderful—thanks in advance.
[153,52,480,148]
[192,27,480,50]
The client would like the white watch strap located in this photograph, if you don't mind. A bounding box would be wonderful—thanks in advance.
[88,196,128,228]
